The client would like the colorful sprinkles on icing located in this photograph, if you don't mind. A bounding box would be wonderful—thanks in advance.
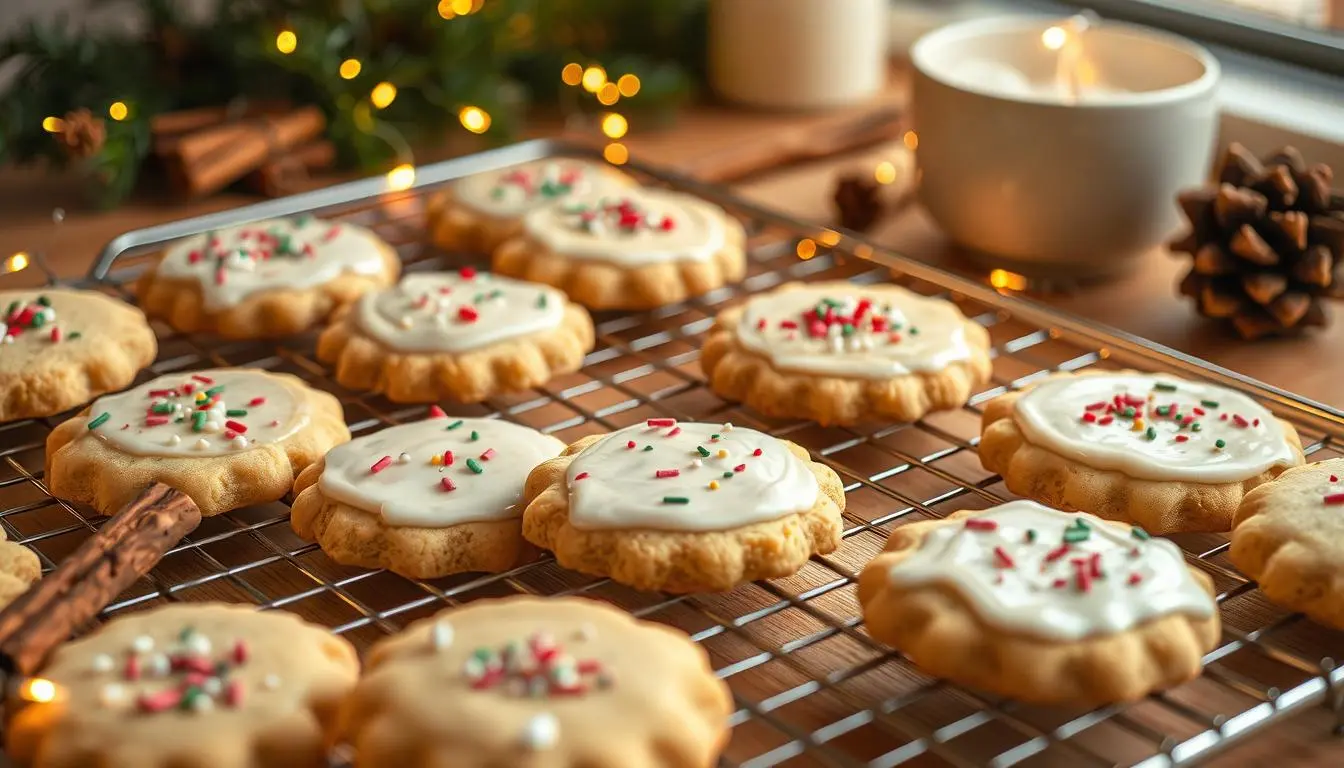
[490,162,586,204]
[559,196,675,237]
[92,626,275,714]
[460,630,612,697]
[2,296,77,346]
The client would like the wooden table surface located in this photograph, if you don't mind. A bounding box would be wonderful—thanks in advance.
[1,69,1341,766]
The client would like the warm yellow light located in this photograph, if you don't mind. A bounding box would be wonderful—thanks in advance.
[450,0,473,14]
[6,252,30,273]
[601,113,628,140]
[276,30,297,54]
[874,161,897,185]
[1042,26,1068,50]
[617,74,641,97]
[339,59,362,79]
[471,0,485,10]
[903,130,919,151]
[818,229,841,247]
[602,142,629,165]
[371,82,398,110]
[459,106,491,134]
[561,63,583,86]
[436,0,455,19]
[386,164,416,191]
[581,66,607,93]
[989,269,1028,292]
[796,239,817,260]
[108,102,128,121]
[597,83,620,106]
[20,678,56,703]
[41,116,64,133]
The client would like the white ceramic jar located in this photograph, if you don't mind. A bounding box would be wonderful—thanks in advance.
[709,0,888,110]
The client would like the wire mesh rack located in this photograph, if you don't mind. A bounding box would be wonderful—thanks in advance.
[3,139,1343,767]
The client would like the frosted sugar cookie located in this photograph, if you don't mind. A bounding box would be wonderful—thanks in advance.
[979,370,1304,533]
[8,603,359,768]
[292,414,565,578]
[1231,458,1344,630]
[338,596,731,768]
[701,281,992,425]
[521,419,844,592]
[0,526,39,607]
[316,269,594,403]
[493,188,747,310]
[0,289,156,422]
[46,368,349,517]
[858,501,1219,706]
[426,158,636,254]
[136,216,400,339]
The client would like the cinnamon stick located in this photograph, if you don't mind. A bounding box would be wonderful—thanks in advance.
[0,483,201,676]
[247,140,337,197]
[151,101,292,156]
[167,106,327,198]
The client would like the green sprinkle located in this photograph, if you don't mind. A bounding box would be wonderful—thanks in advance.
[1026,529,1037,542]
[1200,400,1220,408]
[67,332,82,340]
[225,409,248,417]
[642,445,653,452]
[1215,439,1226,450]
[909,327,920,335]
[446,420,464,431]
[1063,526,1091,543]
[179,626,196,642]
[472,648,493,663]
[294,215,313,228]
[473,292,485,303]
[5,301,19,316]
[29,313,44,328]
[1131,527,1151,541]
[466,458,484,474]
[192,411,208,432]
[710,434,720,441]
[1155,406,1170,417]
[1122,407,1136,418]
[35,296,51,307]
[696,446,711,458]
[180,687,202,712]
[151,402,175,414]
[1192,423,1202,432]
[1145,426,1157,441]
[723,471,733,479]
[469,430,480,441]
[1153,382,1178,392]
[536,293,548,309]
[491,187,505,200]
[662,496,690,504]
[204,385,225,398]
[814,305,827,320]
[86,412,111,430]
[489,289,503,300]
[841,323,854,337]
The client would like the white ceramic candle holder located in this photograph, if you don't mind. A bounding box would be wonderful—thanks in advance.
[911,16,1221,279]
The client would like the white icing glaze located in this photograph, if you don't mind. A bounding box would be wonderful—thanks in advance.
[887,501,1215,641]
[157,217,388,311]
[564,420,817,532]
[522,188,727,267]
[84,369,309,458]
[351,270,565,353]
[453,159,628,218]
[1014,373,1301,483]
[317,417,564,528]
[736,282,977,379]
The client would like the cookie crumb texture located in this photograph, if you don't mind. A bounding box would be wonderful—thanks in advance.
[522,420,845,592]
[316,270,594,403]
[859,502,1220,706]
[291,415,565,578]
[493,188,747,310]
[0,289,156,422]
[1231,458,1344,630]
[136,217,400,339]
[338,596,732,768]
[45,368,350,517]
[980,370,1304,533]
[701,281,992,425]
[7,603,359,768]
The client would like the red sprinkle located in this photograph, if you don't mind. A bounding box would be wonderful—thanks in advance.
[1044,544,1071,562]
[232,640,249,664]
[192,375,214,385]
[1089,552,1102,579]
[655,469,681,479]
[667,427,682,437]
[444,451,454,466]
[1081,412,1097,423]
[734,464,746,473]
[225,420,247,434]
[658,216,675,231]
[441,477,456,492]
[1174,434,1189,442]
[148,389,178,398]
[1128,572,1144,586]
[1324,493,1344,505]
[248,397,266,407]
[626,441,636,449]
[756,318,767,331]
[1331,475,1338,482]
[964,518,998,531]
[144,416,170,427]
[1193,407,1205,416]
[780,320,798,330]
[993,546,1015,568]
[458,306,479,323]
[49,326,61,342]
[752,448,763,457]
[137,688,184,713]
[1233,414,1249,427]
[1084,401,1107,411]
[460,266,477,280]
[1052,578,1068,589]
[647,418,676,428]
[224,680,244,707]
[1098,416,1114,426]
[574,472,589,481]
[1253,418,1260,427]
[370,456,393,474]
[124,656,141,681]
[479,448,496,461]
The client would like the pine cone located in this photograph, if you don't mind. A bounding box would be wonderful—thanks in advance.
[57,109,106,160]
[1171,143,1344,340]
[833,172,884,231]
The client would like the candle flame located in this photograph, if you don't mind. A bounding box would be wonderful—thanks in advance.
[1041,26,1068,50]
[20,678,57,703]
[989,269,1028,292]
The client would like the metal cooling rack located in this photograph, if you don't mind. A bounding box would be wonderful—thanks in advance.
[3,139,1343,767]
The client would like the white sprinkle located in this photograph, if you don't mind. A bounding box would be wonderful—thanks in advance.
[194,438,211,450]
[397,452,412,465]
[99,683,126,707]
[722,422,733,432]
[1,335,12,345]
[691,459,702,469]
[166,434,181,446]
[201,677,223,696]
[131,635,155,654]
[829,335,845,353]
[574,623,597,642]
[231,436,248,449]
[430,621,454,651]
[204,420,223,434]
[147,653,171,677]
[91,653,115,673]
[185,634,212,656]
[262,674,281,690]
[398,315,413,329]
[521,713,559,751]
[189,693,214,713]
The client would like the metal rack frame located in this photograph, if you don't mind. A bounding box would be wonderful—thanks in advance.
[2,139,1341,766]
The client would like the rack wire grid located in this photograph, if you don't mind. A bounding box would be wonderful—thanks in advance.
[3,140,1343,768]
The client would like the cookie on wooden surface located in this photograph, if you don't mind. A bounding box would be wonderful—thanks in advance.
[979,370,1304,533]
[701,281,992,425]
[316,269,594,403]
[0,289,156,422]
[521,419,844,593]
[858,501,1220,706]
[136,217,399,339]
[46,368,349,517]
[338,596,731,768]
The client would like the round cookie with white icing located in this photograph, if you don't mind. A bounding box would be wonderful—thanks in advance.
[701,281,992,425]
[316,269,594,403]
[337,596,731,768]
[980,370,1304,533]
[426,159,637,254]
[521,419,845,592]
[1231,458,1344,630]
[858,501,1220,706]
[292,412,566,578]
[45,368,350,517]
[493,188,747,311]
[8,602,359,768]
[136,216,400,339]
[0,288,157,422]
